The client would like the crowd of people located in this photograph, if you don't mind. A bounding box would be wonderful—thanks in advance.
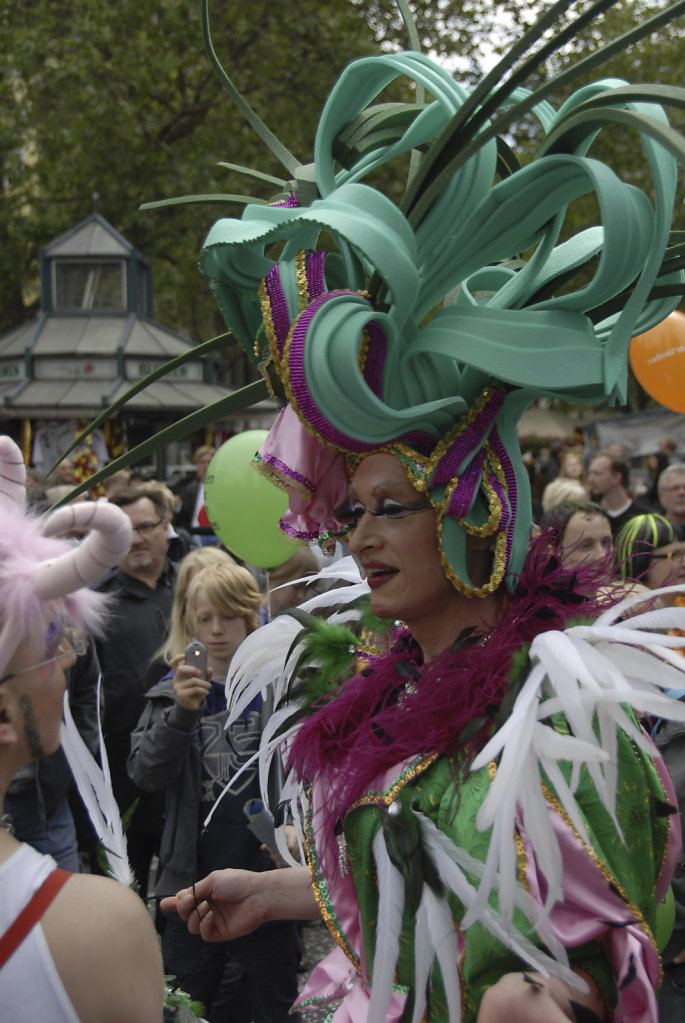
[6,418,685,1022]
[6,422,685,1023]
[1,446,323,1021]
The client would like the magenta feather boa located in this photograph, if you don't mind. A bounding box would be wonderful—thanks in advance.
[287,535,623,822]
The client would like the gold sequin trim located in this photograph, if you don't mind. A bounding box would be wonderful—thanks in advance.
[436,512,506,599]
[628,735,672,889]
[258,277,278,361]
[540,783,659,962]
[438,458,503,538]
[304,798,361,971]
[514,830,530,892]
[295,248,310,310]
[346,753,439,814]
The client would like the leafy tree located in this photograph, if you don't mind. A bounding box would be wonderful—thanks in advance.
[1,0,513,348]
[3,0,684,413]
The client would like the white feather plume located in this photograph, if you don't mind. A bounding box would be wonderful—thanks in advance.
[422,885,462,1023]
[225,558,368,721]
[415,811,581,989]
[368,828,406,1023]
[206,558,368,851]
[466,584,685,933]
[412,887,438,1023]
[60,677,134,887]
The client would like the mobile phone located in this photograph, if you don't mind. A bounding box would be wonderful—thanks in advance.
[184,640,207,677]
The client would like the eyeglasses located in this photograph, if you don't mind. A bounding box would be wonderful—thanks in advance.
[0,642,78,686]
[650,548,685,562]
[0,623,87,685]
[131,519,163,536]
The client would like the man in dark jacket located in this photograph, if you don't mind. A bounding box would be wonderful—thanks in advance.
[94,484,177,898]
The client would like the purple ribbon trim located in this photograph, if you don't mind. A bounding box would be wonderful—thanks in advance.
[264,265,292,357]
[432,390,504,487]
[488,427,517,566]
[260,452,315,493]
[400,431,438,455]
[270,193,300,208]
[279,517,323,541]
[361,322,387,399]
[305,251,327,303]
[446,448,486,518]
[288,291,377,453]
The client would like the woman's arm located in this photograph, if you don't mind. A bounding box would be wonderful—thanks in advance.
[160,865,320,942]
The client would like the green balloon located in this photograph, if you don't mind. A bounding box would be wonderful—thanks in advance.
[204,430,295,569]
[655,887,676,952]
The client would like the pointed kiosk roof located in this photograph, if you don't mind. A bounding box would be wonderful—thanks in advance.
[0,212,274,423]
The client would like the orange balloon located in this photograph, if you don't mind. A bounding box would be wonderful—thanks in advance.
[629,310,685,412]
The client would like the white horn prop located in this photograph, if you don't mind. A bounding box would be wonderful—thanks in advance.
[35,502,133,599]
[0,436,27,511]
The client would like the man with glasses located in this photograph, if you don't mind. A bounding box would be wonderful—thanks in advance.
[658,463,685,540]
[94,485,177,899]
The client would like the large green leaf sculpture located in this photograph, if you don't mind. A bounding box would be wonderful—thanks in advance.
[57,0,685,524]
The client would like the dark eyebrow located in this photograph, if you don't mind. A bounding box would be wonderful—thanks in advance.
[371,480,404,496]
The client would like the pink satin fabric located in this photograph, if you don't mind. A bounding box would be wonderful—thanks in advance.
[257,406,348,541]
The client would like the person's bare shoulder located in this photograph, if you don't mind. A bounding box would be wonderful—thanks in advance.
[42,873,163,1023]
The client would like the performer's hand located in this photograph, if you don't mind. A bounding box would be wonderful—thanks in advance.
[477,971,605,1023]
[160,865,319,943]
[160,869,268,941]
[170,652,212,711]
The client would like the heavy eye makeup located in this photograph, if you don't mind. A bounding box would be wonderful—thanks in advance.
[336,497,430,527]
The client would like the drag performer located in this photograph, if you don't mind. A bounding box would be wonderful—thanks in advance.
[162,3,685,1019]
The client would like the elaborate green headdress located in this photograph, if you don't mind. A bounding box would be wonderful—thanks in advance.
[66,0,685,596]
[190,1,685,595]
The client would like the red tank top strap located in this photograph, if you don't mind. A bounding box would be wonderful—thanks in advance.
[0,867,71,969]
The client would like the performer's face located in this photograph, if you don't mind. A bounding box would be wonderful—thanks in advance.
[347,453,462,644]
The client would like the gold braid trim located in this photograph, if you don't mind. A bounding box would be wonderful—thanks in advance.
[514,830,530,893]
[305,798,362,972]
[257,276,281,372]
[627,734,672,891]
[295,248,310,310]
[540,782,661,979]
[436,516,507,599]
[346,752,440,813]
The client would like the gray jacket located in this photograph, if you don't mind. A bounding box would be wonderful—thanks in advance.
[127,676,275,898]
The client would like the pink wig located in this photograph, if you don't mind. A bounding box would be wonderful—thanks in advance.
[0,436,132,679]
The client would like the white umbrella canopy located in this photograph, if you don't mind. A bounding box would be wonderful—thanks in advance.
[516,406,576,441]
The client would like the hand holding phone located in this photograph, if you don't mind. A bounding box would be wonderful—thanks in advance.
[172,641,210,711]
[185,640,208,677]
